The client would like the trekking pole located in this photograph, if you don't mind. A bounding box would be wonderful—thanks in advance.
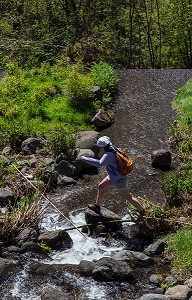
[13,165,88,239]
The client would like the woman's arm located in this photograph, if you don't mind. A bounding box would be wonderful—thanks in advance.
[80,153,113,168]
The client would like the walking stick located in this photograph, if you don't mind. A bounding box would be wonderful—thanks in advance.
[13,165,88,239]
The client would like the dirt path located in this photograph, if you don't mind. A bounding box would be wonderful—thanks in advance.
[102,69,192,204]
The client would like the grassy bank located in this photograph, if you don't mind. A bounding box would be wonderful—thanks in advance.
[163,79,192,279]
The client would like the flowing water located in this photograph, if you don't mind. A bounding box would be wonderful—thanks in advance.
[1,70,192,300]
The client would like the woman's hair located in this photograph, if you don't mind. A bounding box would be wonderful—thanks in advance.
[104,144,111,150]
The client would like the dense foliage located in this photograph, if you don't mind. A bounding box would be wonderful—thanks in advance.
[0,60,118,149]
[1,0,192,69]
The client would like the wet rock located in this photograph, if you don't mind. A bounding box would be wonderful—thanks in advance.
[21,137,48,155]
[165,285,192,299]
[85,206,122,234]
[41,287,74,300]
[151,149,172,170]
[92,257,134,282]
[0,257,20,278]
[139,294,169,300]
[79,260,96,277]
[57,175,77,186]
[91,109,112,128]
[20,241,46,254]
[3,246,21,253]
[15,227,38,246]
[144,239,167,256]
[54,160,76,177]
[0,186,15,206]
[38,230,73,250]
[112,249,154,267]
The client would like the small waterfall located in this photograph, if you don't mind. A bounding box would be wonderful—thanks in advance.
[8,207,132,300]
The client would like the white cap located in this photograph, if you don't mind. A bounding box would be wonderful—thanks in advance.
[97,136,112,148]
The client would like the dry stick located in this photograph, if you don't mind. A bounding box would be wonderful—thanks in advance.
[13,165,88,239]
[63,218,134,232]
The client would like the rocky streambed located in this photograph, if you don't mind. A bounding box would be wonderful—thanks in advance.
[1,69,192,299]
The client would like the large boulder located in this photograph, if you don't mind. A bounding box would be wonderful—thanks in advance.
[79,260,96,277]
[112,249,154,267]
[151,149,172,170]
[91,109,112,128]
[144,239,167,256]
[85,206,122,235]
[15,227,38,247]
[74,149,96,172]
[92,257,134,282]
[38,230,73,250]
[20,241,47,254]
[165,285,192,300]
[54,160,77,177]
[21,137,48,155]
[75,131,100,156]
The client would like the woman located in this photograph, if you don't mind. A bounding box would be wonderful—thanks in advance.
[80,136,145,216]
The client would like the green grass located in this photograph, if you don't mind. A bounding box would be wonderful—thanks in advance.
[166,229,192,275]
[0,60,118,149]
[162,79,192,279]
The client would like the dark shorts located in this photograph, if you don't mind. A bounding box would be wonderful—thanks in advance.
[113,177,128,190]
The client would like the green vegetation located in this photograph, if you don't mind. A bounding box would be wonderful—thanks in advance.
[161,80,192,279]
[37,241,52,253]
[0,60,118,150]
[0,197,42,243]
[162,80,192,207]
[165,229,192,275]
[1,1,192,69]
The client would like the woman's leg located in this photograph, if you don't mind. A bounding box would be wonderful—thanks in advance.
[96,176,113,206]
[119,188,145,212]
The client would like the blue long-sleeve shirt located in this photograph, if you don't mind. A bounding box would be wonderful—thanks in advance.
[81,147,126,183]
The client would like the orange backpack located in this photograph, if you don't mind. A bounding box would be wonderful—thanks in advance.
[115,149,133,175]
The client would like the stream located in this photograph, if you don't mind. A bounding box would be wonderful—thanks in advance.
[1,69,192,300]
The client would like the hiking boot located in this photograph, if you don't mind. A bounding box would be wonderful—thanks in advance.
[87,204,100,213]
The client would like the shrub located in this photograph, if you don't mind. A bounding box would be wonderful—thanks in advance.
[48,126,77,159]
[65,69,94,111]
[90,62,119,97]
[1,121,35,149]
[0,197,42,243]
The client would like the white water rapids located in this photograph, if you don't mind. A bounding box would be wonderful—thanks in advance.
[9,205,133,300]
